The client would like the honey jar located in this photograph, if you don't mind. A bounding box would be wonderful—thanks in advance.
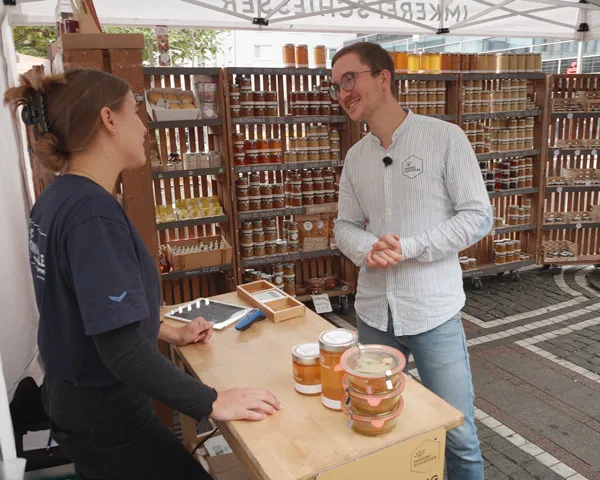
[318,329,359,410]
[241,244,254,259]
[292,343,321,395]
[277,241,288,254]
[254,242,266,258]
[295,44,309,68]
[282,43,295,68]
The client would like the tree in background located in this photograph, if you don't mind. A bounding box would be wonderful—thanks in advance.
[12,26,222,66]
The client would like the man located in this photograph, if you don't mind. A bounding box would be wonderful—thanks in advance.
[332,42,492,480]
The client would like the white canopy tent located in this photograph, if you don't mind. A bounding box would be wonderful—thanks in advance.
[1,0,600,399]
[8,0,600,40]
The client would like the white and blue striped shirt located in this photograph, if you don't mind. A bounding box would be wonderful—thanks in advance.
[335,110,493,336]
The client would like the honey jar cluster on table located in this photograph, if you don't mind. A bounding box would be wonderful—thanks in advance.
[293,331,407,436]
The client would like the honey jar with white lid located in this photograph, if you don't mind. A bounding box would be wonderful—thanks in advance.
[292,342,321,395]
[318,329,359,410]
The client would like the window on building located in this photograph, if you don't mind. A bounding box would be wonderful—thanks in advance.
[542,60,560,74]
[254,45,272,60]
[582,55,600,73]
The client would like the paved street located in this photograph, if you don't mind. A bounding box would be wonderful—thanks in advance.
[325,265,600,479]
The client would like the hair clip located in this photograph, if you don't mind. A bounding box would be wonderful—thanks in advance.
[21,92,50,137]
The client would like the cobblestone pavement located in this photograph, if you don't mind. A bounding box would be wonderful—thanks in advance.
[324,265,600,480]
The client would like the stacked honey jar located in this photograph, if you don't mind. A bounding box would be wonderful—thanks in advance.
[479,157,535,193]
[459,256,478,271]
[242,263,297,296]
[391,51,542,74]
[285,168,338,207]
[463,118,535,155]
[236,175,285,212]
[493,238,524,265]
[288,81,340,116]
[293,330,407,436]
[232,135,282,166]
[284,126,341,163]
[493,199,533,227]
[462,79,535,114]
[396,80,446,115]
[282,44,327,69]
[239,218,297,261]
[229,79,279,118]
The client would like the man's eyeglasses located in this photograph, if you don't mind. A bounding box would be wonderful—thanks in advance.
[329,70,381,100]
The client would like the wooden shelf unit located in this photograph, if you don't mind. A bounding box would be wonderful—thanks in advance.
[540,74,600,264]
[458,72,548,280]
[224,67,357,297]
[144,67,236,304]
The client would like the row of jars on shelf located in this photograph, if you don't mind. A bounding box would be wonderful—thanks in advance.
[493,239,524,265]
[463,99,536,114]
[494,201,533,227]
[391,51,542,74]
[403,104,447,116]
[464,79,529,91]
[482,158,535,193]
[282,44,326,69]
[398,91,446,104]
[398,80,446,93]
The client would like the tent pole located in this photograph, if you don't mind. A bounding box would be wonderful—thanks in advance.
[576,41,584,73]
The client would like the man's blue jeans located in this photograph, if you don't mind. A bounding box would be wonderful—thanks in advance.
[357,311,484,480]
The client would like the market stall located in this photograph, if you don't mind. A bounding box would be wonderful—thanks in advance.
[163,288,464,480]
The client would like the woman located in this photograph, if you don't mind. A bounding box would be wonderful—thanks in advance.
[5,69,282,480]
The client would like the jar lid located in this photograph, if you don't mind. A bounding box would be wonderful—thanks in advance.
[318,328,359,353]
[340,344,406,378]
[292,342,320,365]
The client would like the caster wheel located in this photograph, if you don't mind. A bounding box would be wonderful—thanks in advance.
[339,295,349,314]
[550,265,562,273]
[594,264,600,269]
[542,264,551,270]
[511,270,521,281]
[472,278,483,290]
[496,272,505,277]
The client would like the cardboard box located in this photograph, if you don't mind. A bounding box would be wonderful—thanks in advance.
[167,235,232,271]
[145,88,200,122]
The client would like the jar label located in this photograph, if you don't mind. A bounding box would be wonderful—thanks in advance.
[295,382,321,395]
[322,329,355,345]
[303,221,314,231]
[321,396,342,410]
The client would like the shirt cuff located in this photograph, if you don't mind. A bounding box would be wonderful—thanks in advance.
[400,236,420,260]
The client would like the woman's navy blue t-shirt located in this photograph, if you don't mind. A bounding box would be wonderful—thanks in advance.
[30,174,161,387]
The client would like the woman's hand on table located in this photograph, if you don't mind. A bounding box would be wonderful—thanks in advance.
[177,317,214,346]
[210,388,283,422]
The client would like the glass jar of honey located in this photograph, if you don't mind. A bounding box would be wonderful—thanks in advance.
[313,45,326,69]
[319,329,359,410]
[283,43,295,68]
[269,138,282,152]
[292,343,321,395]
[295,44,309,68]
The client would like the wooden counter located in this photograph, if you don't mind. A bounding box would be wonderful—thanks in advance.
[163,293,464,480]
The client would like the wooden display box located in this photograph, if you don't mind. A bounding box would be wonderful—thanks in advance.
[237,280,305,323]
[167,235,232,271]
[540,240,579,263]
[145,88,200,121]
[552,97,586,112]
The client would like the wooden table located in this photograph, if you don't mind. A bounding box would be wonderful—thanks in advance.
[163,293,464,480]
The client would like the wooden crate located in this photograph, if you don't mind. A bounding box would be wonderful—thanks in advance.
[552,97,586,113]
[236,280,305,322]
[167,235,233,271]
[540,240,579,263]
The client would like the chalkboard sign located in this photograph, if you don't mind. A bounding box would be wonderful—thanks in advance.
[165,298,251,330]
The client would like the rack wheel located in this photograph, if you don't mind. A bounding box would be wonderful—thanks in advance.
[542,264,551,270]
[510,270,521,281]
[339,295,349,314]
[549,265,562,273]
[595,264,600,269]
[496,271,505,277]
[472,278,483,290]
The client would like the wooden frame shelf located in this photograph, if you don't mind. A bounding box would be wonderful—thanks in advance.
[491,223,538,235]
[234,160,344,174]
[148,118,222,129]
[153,167,225,179]
[161,264,233,279]
[462,109,543,121]
[488,187,539,199]
[477,149,540,161]
[296,287,351,303]
[462,258,536,279]
[156,215,230,230]
[240,248,341,267]
[548,148,599,156]
[546,185,600,193]
[543,222,600,231]
[143,67,220,75]
[395,73,457,81]
[429,114,456,121]
[232,115,347,125]
[551,112,599,119]
[462,73,546,81]
[227,67,331,75]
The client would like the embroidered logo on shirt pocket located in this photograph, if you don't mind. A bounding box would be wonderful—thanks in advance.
[402,155,423,179]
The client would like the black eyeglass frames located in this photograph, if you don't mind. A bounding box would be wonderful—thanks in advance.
[329,70,381,100]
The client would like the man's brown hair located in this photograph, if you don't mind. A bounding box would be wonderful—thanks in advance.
[332,42,396,97]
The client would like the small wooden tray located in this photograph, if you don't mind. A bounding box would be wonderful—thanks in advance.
[237,280,306,323]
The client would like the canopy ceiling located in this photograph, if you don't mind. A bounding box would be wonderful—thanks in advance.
[9,0,600,42]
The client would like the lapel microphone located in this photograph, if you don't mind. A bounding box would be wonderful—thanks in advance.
[383,156,393,167]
